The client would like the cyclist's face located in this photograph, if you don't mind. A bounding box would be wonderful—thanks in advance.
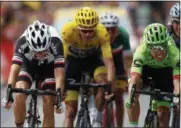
[150,45,167,61]
[105,27,118,43]
[172,20,180,37]
[78,26,96,40]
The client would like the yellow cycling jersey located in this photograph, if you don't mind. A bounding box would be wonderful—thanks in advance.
[61,20,112,58]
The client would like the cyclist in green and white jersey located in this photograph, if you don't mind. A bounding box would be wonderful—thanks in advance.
[99,11,132,127]
[125,23,180,127]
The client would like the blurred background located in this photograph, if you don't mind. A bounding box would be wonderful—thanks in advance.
[1,1,178,87]
[0,1,180,127]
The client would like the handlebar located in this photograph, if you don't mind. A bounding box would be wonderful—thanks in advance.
[6,84,62,108]
[67,81,112,94]
[130,84,179,104]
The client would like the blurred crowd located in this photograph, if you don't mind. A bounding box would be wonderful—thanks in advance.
[0,1,179,86]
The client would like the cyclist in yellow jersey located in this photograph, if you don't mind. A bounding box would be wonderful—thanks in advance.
[61,7,115,127]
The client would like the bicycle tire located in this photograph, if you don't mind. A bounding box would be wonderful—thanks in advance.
[173,110,180,128]
[143,109,152,128]
[107,103,115,128]
[83,109,91,128]
[27,116,35,128]
[147,114,159,128]
[75,115,83,128]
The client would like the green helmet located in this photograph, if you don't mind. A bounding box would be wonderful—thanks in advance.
[144,23,169,45]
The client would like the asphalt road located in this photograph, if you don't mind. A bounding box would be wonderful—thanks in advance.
[1,86,150,127]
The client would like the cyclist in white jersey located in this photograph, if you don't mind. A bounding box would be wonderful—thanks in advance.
[2,20,65,127]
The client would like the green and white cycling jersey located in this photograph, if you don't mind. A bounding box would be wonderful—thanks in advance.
[131,37,180,79]
[111,26,130,54]
[111,26,130,76]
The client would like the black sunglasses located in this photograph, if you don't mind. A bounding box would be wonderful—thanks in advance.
[79,29,95,33]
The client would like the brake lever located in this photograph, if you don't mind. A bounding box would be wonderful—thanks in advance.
[130,84,136,104]
[105,81,112,94]
[55,88,62,108]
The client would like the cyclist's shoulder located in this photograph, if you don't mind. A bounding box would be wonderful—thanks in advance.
[96,23,108,35]
[167,38,179,57]
[96,23,110,43]
[134,41,148,55]
[16,31,27,46]
[61,20,76,33]
[117,26,129,37]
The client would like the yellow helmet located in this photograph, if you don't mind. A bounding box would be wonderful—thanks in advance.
[75,7,99,28]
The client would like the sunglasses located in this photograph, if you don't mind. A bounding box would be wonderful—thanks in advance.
[148,44,167,51]
[77,26,96,34]
[79,29,95,34]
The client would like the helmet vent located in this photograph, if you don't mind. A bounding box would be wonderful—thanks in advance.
[150,29,153,34]
[155,32,159,41]
[31,39,37,48]
[87,19,90,24]
[42,25,45,29]
[37,37,41,47]
[160,27,162,33]
[92,18,95,24]
[35,25,39,31]
[152,37,154,42]
[154,26,157,31]
[32,31,35,37]
[81,12,84,16]
[82,19,85,24]
[41,30,44,36]
[42,38,46,47]
[161,35,164,40]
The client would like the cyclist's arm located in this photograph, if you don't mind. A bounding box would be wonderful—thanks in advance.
[122,29,133,73]
[172,47,180,95]
[129,45,144,97]
[60,23,72,59]
[8,37,25,88]
[101,32,115,88]
[52,36,65,98]
[7,64,21,88]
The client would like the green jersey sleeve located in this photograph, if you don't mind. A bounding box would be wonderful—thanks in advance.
[130,43,146,75]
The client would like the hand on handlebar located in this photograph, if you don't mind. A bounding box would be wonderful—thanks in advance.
[54,88,65,114]
[2,97,13,110]
[2,85,14,110]
[54,102,65,114]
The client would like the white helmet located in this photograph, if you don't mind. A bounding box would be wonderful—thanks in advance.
[170,3,180,20]
[26,20,51,52]
[100,11,119,27]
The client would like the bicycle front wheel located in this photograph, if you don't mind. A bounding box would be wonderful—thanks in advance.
[25,116,35,128]
[173,110,180,128]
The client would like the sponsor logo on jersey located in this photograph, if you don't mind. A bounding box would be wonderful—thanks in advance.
[69,45,98,58]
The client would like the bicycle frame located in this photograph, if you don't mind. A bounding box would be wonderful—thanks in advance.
[25,79,41,127]
[76,88,91,128]
[67,72,112,128]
